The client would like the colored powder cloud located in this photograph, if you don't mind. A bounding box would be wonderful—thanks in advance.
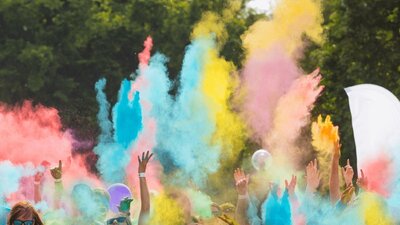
[201,48,246,162]
[242,0,322,57]
[191,0,241,46]
[127,54,172,194]
[0,101,73,166]
[94,78,142,183]
[190,6,248,195]
[267,69,323,151]
[127,38,170,195]
[112,79,142,148]
[298,193,364,225]
[358,192,395,225]
[71,183,108,222]
[239,47,301,144]
[149,192,185,225]
[239,0,323,146]
[266,69,323,171]
[311,115,340,191]
[192,12,227,46]
[129,36,153,100]
[201,46,247,199]
[94,78,113,144]
[0,101,97,199]
[138,36,153,66]
[0,161,35,198]
[263,188,292,225]
[387,148,400,221]
[186,188,213,219]
[154,37,220,187]
[361,153,394,197]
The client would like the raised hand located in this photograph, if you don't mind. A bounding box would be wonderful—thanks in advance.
[233,168,249,196]
[285,175,297,197]
[50,160,62,180]
[138,151,153,173]
[34,171,44,183]
[306,159,320,193]
[342,159,354,187]
[357,169,368,190]
[118,197,134,213]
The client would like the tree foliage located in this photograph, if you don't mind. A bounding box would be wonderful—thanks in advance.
[0,0,262,138]
[301,0,400,172]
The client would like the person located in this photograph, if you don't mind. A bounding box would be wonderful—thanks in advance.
[329,139,341,204]
[7,202,44,225]
[305,159,320,195]
[50,160,63,209]
[166,189,194,224]
[0,205,10,225]
[233,168,250,225]
[106,151,153,225]
[233,168,296,225]
[33,160,63,208]
[106,213,132,225]
[329,139,361,206]
[137,151,152,225]
[210,202,237,224]
[300,158,322,224]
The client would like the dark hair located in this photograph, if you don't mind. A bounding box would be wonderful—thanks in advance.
[7,202,44,225]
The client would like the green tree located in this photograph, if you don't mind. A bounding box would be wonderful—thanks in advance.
[301,0,400,174]
[0,0,262,139]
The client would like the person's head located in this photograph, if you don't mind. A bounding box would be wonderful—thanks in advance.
[106,213,131,225]
[211,203,221,217]
[7,202,43,225]
[168,191,192,223]
[219,203,235,218]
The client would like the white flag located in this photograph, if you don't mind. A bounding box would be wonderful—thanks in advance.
[345,84,400,169]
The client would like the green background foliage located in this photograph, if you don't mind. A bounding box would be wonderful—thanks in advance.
[301,0,400,174]
[0,0,262,138]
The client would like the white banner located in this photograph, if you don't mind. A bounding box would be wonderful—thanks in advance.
[345,84,400,169]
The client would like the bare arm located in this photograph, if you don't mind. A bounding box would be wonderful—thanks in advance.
[342,159,354,189]
[285,175,297,200]
[138,151,153,225]
[340,160,355,205]
[306,159,320,194]
[33,172,44,203]
[357,169,368,191]
[233,168,250,225]
[51,160,63,209]
[329,141,340,204]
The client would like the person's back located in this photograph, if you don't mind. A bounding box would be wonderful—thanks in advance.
[0,205,10,225]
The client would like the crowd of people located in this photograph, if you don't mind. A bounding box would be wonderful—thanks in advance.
[2,137,385,225]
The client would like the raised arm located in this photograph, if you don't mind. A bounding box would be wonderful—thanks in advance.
[342,159,354,189]
[50,160,63,209]
[285,175,297,200]
[305,159,320,195]
[233,168,250,225]
[357,169,368,191]
[340,159,355,205]
[329,141,341,204]
[34,171,44,203]
[138,151,153,225]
